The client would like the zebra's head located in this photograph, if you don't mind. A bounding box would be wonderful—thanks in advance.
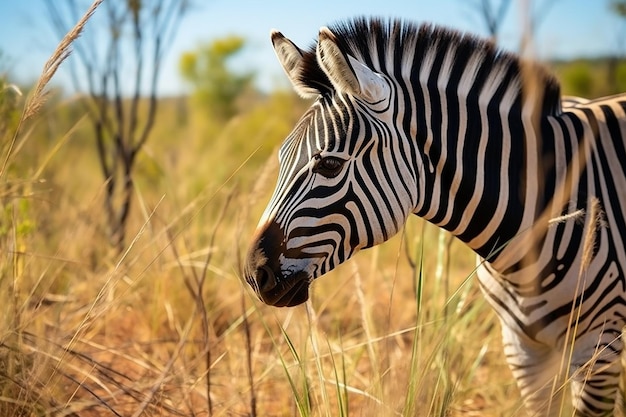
[245,20,419,307]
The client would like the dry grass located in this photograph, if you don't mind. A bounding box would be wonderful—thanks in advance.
[0,0,103,182]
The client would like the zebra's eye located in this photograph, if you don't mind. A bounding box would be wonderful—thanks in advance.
[313,155,345,178]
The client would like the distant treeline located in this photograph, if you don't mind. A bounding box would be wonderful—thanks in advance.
[549,56,626,98]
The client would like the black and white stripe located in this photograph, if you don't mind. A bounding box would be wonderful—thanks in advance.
[244,17,626,416]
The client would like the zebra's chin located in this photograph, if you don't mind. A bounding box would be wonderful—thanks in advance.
[256,269,311,307]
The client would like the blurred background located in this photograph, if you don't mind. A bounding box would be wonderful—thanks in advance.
[0,1,625,416]
[2,0,626,96]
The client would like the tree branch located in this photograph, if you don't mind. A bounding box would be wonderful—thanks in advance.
[44,0,189,250]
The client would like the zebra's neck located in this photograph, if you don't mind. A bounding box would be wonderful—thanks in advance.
[312,20,564,267]
[403,39,564,266]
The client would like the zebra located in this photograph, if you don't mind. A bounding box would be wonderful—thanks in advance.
[244,17,626,416]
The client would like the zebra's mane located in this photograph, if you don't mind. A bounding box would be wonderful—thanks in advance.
[299,17,561,112]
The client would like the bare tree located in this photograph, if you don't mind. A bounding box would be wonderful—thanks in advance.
[45,0,188,251]
[463,0,513,42]
[610,2,626,56]
[462,0,558,52]
[609,0,626,93]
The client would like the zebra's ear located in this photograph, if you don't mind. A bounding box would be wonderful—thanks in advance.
[316,26,388,102]
[271,30,320,99]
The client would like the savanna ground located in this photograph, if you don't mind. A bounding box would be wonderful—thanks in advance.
[2,20,626,417]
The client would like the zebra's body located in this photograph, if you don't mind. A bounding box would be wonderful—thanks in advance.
[244,17,626,416]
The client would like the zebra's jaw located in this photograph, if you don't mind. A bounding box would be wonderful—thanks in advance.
[244,221,313,307]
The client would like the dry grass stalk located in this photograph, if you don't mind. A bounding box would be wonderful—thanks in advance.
[580,197,606,274]
[548,208,585,226]
[555,196,607,413]
[0,0,104,181]
[23,0,103,122]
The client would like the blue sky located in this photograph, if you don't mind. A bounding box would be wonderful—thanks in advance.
[0,0,623,96]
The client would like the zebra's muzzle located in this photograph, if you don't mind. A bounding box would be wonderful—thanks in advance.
[244,221,311,307]
[249,266,310,307]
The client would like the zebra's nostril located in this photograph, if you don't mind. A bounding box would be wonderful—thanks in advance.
[257,266,277,292]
